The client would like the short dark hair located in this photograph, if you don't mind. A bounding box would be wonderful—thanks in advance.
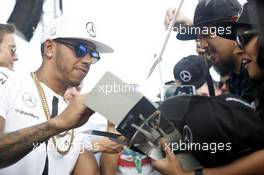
[0,23,15,43]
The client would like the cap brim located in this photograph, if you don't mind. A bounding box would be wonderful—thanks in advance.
[175,20,242,41]
[89,38,114,53]
[175,20,216,41]
[55,37,114,53]
[211,20,250,40]
[176,30,197,41]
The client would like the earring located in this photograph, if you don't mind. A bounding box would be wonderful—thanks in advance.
[48,53,52,57]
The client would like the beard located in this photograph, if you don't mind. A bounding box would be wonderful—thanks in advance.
[55,55,82,88]
[213,59,235,76]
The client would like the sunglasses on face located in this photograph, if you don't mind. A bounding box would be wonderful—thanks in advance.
[235,29,258,50]
[53,39,100,64]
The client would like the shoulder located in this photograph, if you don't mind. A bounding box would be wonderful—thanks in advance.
[0,69,31,86]
[212,94,255,110]
[0,69,33,98]
[0,67,14,86]
[160,94,257,126]
[164,94,254,110]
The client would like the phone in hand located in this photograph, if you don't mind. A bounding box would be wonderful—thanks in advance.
[163,85,196,100]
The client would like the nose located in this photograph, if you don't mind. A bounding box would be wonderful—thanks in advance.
[199,38,209,50]
[13,53,18,61]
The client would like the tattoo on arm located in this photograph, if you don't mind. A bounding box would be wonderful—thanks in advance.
[0,120,61,168]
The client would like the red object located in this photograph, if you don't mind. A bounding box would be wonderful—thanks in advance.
[117,154,151,167]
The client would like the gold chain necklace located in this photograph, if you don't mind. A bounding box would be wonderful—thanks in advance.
[31,72,74,155]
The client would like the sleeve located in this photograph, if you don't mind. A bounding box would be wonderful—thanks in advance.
[0,68,15,119]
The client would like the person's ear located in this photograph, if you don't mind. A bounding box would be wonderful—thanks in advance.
[44,39,54,58]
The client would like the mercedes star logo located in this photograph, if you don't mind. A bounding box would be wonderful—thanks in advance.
[22,93,37,108]
[182,125,193,143]
[179,70,192,82]
[86,22,96,38]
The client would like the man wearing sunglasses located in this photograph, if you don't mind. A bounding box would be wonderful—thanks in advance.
[153,1,264,175]
[51,38,101,64]
[0,23,18,70]
[0,15,113,175]
[165,0,241,76]
[165,0,256,103]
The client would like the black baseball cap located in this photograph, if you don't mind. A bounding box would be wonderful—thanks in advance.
[214,1,258,40]
[160,94,264,167]
[176,0,241,40]
[173,55,208,89]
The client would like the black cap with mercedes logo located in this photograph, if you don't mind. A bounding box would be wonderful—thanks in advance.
[159,93,264,167]
[173,55,208,89]
[176,0,241,40]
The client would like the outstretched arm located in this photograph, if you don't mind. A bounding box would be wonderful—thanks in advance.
[0,116,63,168]
[99,122,121,175]
[0,94,93,168]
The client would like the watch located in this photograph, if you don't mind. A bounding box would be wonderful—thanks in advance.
[194,167,203,175]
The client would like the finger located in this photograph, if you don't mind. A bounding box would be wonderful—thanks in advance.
[118,136,128,142]
[165,8,177,29]
[114,144,123,153]
[151,158,169,174]
[164,16,171,29]
[108,144,122,153]
[159,138,169,150]
[168,8,176,21]
[160,138,175,159]
[107,123,117,133]
[107,121,115,128]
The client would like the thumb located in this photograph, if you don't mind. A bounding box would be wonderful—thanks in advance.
[160,138,174,158]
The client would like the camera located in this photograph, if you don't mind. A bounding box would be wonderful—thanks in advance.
[163,85,196,100]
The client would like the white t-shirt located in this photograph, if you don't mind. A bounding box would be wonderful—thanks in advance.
[0,68,82,175]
